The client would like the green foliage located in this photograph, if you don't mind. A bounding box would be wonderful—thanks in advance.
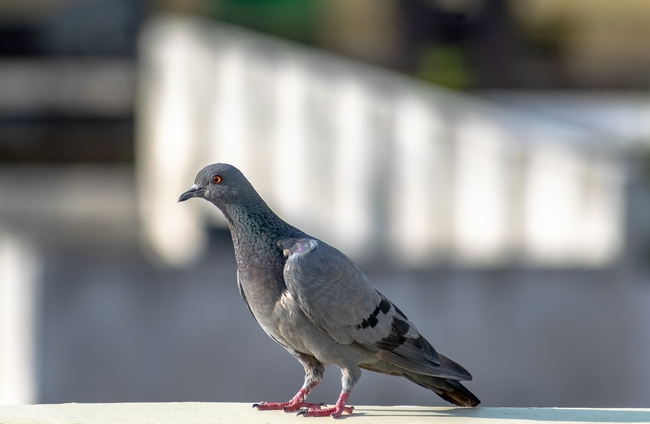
[416,44,476,90]
[209,0,318,44]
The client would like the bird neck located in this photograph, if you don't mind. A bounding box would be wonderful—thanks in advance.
[220,196,303,257]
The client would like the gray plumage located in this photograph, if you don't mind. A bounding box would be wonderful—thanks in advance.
[178,163,480,417]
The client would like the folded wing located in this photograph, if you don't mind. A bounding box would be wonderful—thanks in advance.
[279,238,472,381]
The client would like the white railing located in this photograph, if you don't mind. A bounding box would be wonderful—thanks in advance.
[0,229,40,405]
[136,15,624,268]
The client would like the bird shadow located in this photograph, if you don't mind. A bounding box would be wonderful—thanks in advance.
[355,407,650,422]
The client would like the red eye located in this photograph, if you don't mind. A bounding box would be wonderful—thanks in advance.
[212,175,222,184]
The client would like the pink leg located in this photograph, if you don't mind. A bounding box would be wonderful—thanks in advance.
[253,380,324,413]
[297,390,354,418]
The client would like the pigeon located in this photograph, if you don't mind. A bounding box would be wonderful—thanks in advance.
[178,163,480,418]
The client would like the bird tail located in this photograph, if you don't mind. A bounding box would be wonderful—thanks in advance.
[404,372,481,407]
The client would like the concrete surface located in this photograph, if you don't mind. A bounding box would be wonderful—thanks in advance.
[1,403,650,424]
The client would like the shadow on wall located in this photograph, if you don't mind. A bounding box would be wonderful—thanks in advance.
[408,406,650,422]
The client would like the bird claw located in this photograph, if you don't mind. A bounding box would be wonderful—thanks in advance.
[253,400,327,413]
[285,402,326,413]
[253,402,283,411]
[296,405,354,418]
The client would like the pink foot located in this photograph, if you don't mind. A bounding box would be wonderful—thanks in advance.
[253,400,325,413]
[297,405,354,418]
[296,391,353,418]
[252,387,324,413]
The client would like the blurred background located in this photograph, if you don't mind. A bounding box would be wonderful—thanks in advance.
[1,0,650,408]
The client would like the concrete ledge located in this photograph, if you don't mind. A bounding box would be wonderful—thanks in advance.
[1,403,649,423]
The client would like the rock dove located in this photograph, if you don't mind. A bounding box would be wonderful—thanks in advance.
[178,163,480,418]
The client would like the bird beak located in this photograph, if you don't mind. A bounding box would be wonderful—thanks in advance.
[178,184,206,202]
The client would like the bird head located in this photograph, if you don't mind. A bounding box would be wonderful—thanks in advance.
[177,163,250,206]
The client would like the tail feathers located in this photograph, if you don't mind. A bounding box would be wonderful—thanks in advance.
[404,372,480,407]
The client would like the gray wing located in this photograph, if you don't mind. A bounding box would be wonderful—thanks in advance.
[237,270,255,318]
[278,238,471,381]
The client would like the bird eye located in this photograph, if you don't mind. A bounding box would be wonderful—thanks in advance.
[212,175,222,184]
